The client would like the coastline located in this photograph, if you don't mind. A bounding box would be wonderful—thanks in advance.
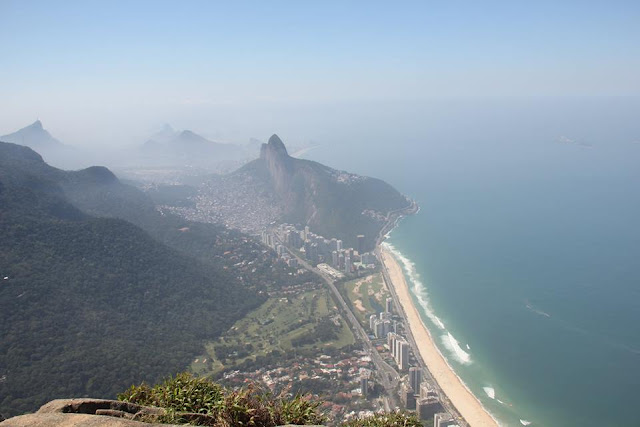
[379,244,499,427]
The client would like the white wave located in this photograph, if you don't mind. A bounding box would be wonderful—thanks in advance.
[483,386,495,399]
[442,332,472,365]
[497,399,505,405]
[466,344,471,350]
[382,242,446,330]
[525,300,551,318]
[520,420,532,426]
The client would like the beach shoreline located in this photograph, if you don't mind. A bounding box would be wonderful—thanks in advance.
[379,244,499,427]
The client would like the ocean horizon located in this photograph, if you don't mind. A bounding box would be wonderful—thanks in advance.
[303,97,640,426]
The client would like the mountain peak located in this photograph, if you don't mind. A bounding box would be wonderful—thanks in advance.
[260,134,289,160]
[268,134,287,154]
[1,120,63,149]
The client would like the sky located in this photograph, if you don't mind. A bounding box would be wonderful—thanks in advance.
[1,0,639,146]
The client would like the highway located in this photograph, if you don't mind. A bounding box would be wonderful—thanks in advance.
[273,234,401,411]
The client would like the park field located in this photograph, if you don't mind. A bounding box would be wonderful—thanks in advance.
[191,288,355,375]
[340,273,390,328]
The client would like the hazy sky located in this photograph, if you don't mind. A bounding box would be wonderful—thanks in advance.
[1,1,639,146]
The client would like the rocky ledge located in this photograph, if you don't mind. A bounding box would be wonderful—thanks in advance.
[0,399,176,426]
[0,398,323,427]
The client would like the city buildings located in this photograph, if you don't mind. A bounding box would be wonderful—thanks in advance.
[417,397,442,420]
[385,297,393,313]
[409,367,422,394]
[401,383,416,410]
[262,224,377,276]
[434,412,458,427]
[397,339,410,371]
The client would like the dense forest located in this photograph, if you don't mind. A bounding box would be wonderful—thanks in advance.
[0,142,307,417]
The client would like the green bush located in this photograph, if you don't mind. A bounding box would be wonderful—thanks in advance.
[118,372,325,426]
[342,411,423,427]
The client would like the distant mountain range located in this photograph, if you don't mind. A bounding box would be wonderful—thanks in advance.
[0,120,63,149]
[0,121,255,173]
[0,121,87,170]
[138,124,248,169]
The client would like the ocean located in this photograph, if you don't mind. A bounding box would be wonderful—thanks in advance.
[301,97,640,426]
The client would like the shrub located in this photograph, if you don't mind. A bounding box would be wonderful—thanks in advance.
[118,372,325,426]
[342,411,423,427]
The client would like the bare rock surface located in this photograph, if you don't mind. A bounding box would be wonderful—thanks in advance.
[0,399,175,427]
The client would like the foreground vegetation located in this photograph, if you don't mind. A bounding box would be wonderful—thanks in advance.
[119,373,421,427]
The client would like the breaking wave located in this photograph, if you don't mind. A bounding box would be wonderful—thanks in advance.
[383,242,472,365]
[442,332,472,365]
[483,386,496,400]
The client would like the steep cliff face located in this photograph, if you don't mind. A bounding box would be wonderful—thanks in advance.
[235,135,411,250]
[260,134,294,196]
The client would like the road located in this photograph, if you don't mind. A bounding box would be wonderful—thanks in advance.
[273,235,401,411]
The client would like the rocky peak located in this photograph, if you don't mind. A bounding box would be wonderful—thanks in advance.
[259,134,293,194]
[260,134,289,159]
[30,120,44,130]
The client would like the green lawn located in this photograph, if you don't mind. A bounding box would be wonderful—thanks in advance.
[341,273,390,327]
[192,288,355,374]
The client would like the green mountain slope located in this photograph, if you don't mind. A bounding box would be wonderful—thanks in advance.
[0,142,262,417]
[236,135,411,251]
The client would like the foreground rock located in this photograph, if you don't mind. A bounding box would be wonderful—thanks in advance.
[0,398,325,427]
[0,399,176,427]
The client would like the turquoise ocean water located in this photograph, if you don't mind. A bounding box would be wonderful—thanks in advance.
[302,98,640,426]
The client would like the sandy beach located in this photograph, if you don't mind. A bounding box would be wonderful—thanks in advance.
[380,246,498,427]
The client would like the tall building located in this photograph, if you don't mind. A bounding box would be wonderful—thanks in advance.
[336,239,343,251]
[344,255,352,273]
[360,375,369,398]
[397,339,410,370]
[331,250,339,267]
[420,383,438,400]
[387,332,397,356]
[401,383,416,410]
[434,413,457,427]
[386,297,393,313]
[361,252,376,265]
[417,397,442,420]
[373,319,387,339]
[369,314,378,332]
[304,225,310,241]
[357,234,365,254]
[380,311,391,321]
[383,320,392,337]
[409,367,422,394]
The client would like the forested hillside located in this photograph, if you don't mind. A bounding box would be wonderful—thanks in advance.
[0,143,270,417]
